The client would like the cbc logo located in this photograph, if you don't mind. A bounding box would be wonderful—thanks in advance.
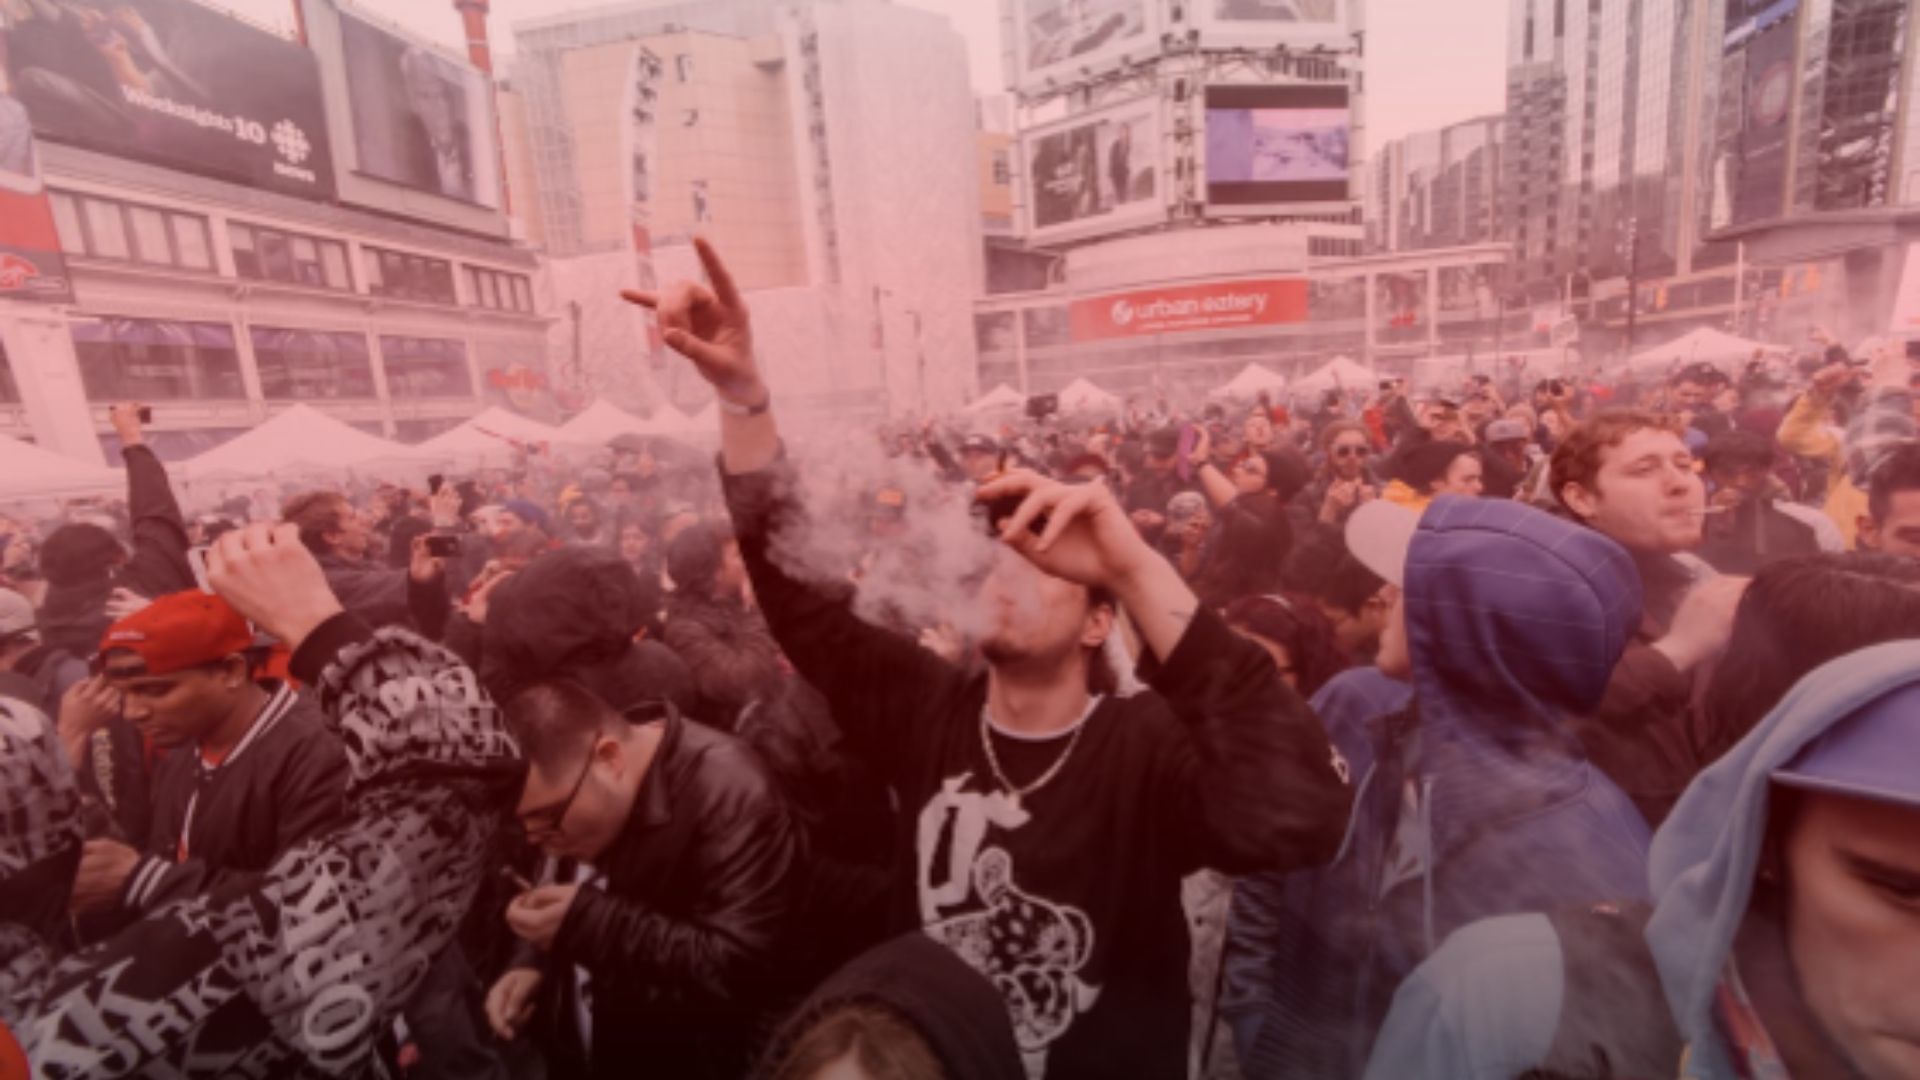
[1109,299,1134,327]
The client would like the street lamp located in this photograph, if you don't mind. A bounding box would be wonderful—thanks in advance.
[1621,217,1640,356]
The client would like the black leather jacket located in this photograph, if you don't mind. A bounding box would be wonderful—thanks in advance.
[517,709,805,1080]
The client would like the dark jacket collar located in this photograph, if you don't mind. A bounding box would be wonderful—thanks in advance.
[628,704,683,831]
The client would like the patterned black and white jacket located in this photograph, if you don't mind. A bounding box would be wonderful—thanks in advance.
[0,617,522,1079]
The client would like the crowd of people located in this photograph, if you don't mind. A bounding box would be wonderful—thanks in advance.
[0,236,1917,1080]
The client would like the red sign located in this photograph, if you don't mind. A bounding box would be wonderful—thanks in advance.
[1068,278,1308,342]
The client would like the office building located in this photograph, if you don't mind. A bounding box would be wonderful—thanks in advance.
[1368,115,1505,254]
[504,0,983,418]
[0,0,551,464]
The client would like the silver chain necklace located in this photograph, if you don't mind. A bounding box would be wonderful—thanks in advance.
[978,696,1100,812]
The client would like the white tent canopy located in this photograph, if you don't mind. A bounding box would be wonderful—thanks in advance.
[1057,377,1121,413]
[0,435,123,500]
[554,399,680,444]
[1209,363,1288,399]
[1293,356,1377,396]
[178,405,426,481]
[415,407,559,460]
[965,383,1027,414]
[1628,327,1786,376]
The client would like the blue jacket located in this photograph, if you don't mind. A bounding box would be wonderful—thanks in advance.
[1363,640,1920,1080]
[1222,497,1653,1078]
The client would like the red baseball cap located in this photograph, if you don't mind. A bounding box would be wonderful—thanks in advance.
[98,591,254,676]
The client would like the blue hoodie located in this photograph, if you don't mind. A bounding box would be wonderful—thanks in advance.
[1222,496,1652,1078]
[1363,640,1920,1080]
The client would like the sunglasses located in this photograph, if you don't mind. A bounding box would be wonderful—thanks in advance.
[1333,445,1370,458]
[519,739,597,843]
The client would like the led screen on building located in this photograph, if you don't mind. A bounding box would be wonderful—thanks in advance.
[1204,84,1351,208]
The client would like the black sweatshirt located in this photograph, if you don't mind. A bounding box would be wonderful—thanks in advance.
[724,460,1350,1079]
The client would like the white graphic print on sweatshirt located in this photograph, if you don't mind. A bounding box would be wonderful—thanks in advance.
[916,773,1099,1079]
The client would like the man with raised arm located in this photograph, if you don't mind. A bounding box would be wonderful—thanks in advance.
[623,240,1350,1080]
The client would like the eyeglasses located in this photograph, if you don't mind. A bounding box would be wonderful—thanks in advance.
[1333,445,1370,458]
[519,739,597,843]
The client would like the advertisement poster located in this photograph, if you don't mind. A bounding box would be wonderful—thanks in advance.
[1023,96,1161,244]
[339,10,500,208]
[1204,84,1351,209]
[1722,0,1799,227]
[1193,0,1350,47]
[0,45,71,302]
[1011,0,1157,91]
[0,0,333,200]
[1069,278,1308,341]
[1374,271,1427,343]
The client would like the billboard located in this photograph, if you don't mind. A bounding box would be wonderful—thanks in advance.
[1714,0,1799,228]
[1204,84,1351,210]
[1011,0,1159,92]
[0,53,72,302]
[1068,278,1308,341]
[1193,0,1351,47]
[0,0,333,200]
[338,10,500,208]
[1023,96,1161,244]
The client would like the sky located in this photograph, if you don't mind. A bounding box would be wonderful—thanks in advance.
[219,0,1507,147]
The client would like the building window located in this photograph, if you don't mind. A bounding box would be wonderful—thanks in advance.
[251,327,375,400]
[230,222,352,291]
[675,54,694,82]
[465,265,535,313]
[48,191,213,271]
[365,247,457,305]
[379,335,472,398]
[0,339,20,404]
[70,316,243,401]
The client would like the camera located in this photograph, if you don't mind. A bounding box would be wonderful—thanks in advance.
[428,474,445,496]
[137,406,153,424]
[1025,394,1059,421]
[425,535,462,558]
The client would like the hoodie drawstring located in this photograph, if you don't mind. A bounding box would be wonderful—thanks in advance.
[1420,776,1436,955]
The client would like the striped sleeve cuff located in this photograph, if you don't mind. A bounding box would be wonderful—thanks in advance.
[123,854,172,913]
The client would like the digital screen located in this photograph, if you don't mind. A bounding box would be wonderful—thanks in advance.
[1204,84,1351,207]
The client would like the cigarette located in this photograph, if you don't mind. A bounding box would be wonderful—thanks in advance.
[500,867,534,891]
[1690,507,1733,516]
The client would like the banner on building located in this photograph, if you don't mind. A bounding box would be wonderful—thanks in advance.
[1011,0,1160,92]
[1023,95,1163,245]
[1,0,334,200]
[1068,278,1308,341]
[0,43,72,303]
[339,9,500,208]
[1192,0,1350,48]
[1716,0,1799,228]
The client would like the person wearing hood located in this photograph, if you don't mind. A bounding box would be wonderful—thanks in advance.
[35,403,194,658]
[1364,640,1920,1080]
[760,933,1024,1080]
[0,522,523,1077]
[1221,496,1652,1078]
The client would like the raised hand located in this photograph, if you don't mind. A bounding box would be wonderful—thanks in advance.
[205,523,344,650]
[620,236,762,405]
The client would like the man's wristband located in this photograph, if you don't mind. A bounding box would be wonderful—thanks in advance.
[716,387,772,418]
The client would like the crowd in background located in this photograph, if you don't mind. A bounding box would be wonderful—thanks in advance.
[2,238,1919,1080]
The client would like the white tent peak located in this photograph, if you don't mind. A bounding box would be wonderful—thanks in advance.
[416,407,559,459]
[180,404,421,480]
[1210,363,1288,399]
[965,383,1026,413]
[0,433,122,499]
[1294,356,1377,395]
[1629,327,1785,375]
[1058,377,1120,412]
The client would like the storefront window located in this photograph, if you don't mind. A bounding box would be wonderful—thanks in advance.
[379,335,472,398]
[252,327,376,399]
[71,317,244,401]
